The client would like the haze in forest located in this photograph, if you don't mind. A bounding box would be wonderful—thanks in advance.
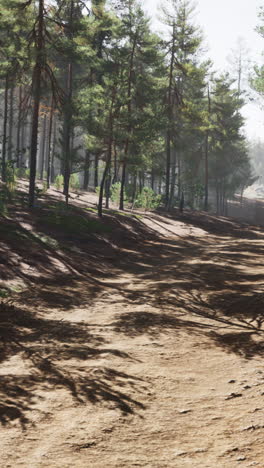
[145,0,264,140]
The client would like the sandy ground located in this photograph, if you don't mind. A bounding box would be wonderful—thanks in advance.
[0,190,264,467]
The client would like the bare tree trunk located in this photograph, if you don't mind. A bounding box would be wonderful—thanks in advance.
[51,116,56,183]
[47,98,54,188]
[119,34,137,211]
[83,150,90,191]
[204,84,211,211]
[94,154,99,188]
[1,74,9,182]
[165,23,176,210]
[119,161,126,210]
[169,148,177,208]
[40,114,47,180]
[63,0,74,206]
[16,86,23,168]
[29,0,44,208]
[8,85,14,161]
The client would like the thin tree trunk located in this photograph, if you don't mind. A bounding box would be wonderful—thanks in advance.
[165,23,176,210]
[16,86,23,168]
[119,34,137,211]
[63,0,74,206]
[169,149,177,207]
[83,150,90,190]
[94,154,99,188]
[98,87,116,217]
[1,74,9,182]
[47,98,54,188]
[40,114,47,180]
[119,161,126,211]
[131,173,137,209]
[113,142,118,183]
[105,168,111,209]
[51,116,56,183]
[29,0,44,208]
[8,86,14,161]
[204,84,211,211]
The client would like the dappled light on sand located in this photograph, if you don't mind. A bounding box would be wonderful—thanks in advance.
[0,194,264,467]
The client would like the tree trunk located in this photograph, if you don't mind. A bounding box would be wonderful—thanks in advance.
[8,86,14,161]
[119,34,137,211]
[119,161,126,211]
[29,0,44,208]
[51,116,56,183]
[1,74,9,182]
[47,98,54,188]
[105,169,111,209]
[165,23,176,210]
[16,86,23,168]
[169,149,177,208]
[40,114,47,180]
[94,154,99,188]
[204,84,211,211]
[63,0,74,206]
[83,150,90,191]
[98,151,112,217]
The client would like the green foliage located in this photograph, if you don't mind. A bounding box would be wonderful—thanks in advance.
[69,173,80,191]
[55,175,64,191]
[135,187,162,211]
[0,289,9,298]
[110,182,121,204]
[5,163,17,197]
[42,181,48,194]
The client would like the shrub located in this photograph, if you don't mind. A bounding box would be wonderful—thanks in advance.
[70,173,80,191]
[42,181,48,194]
[55,174,64,191]
[135,187,162,211]
[110,182,121,204]
[6,163,17,194]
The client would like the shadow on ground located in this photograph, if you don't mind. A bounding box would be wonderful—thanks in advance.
[1,190,264,427]
[0,302,145,428]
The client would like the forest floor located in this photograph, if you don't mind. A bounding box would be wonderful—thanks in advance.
[1,182,264,467]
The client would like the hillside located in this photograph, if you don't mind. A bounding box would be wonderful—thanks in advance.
[0,187,264,467]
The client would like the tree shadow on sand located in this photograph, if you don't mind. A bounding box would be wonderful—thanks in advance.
[0,302,146,428]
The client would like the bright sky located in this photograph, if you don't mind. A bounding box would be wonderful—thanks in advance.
[144,0,264,141]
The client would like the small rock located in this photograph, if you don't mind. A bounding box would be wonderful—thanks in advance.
[225,392,242,400]
[243,385,251,390]
[237,455,246,461]
[179,409,192,414]
[228,379,236,384]
[242,425,257,431]
[175,450,188,457]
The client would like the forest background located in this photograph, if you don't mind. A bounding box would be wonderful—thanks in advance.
[1,0,264,216]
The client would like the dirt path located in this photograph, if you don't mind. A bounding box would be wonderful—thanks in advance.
[1,210,264,467]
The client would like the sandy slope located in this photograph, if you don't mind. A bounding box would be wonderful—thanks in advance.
[0,197,264,467]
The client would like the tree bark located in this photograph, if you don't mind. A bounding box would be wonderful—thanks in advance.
[29,0,44,208]
[1,74,9,182]
[83,150,90,191]
[165,23,176,210]
[16,86,23,168]
[8,85,14,161]
[47,97,54,188]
